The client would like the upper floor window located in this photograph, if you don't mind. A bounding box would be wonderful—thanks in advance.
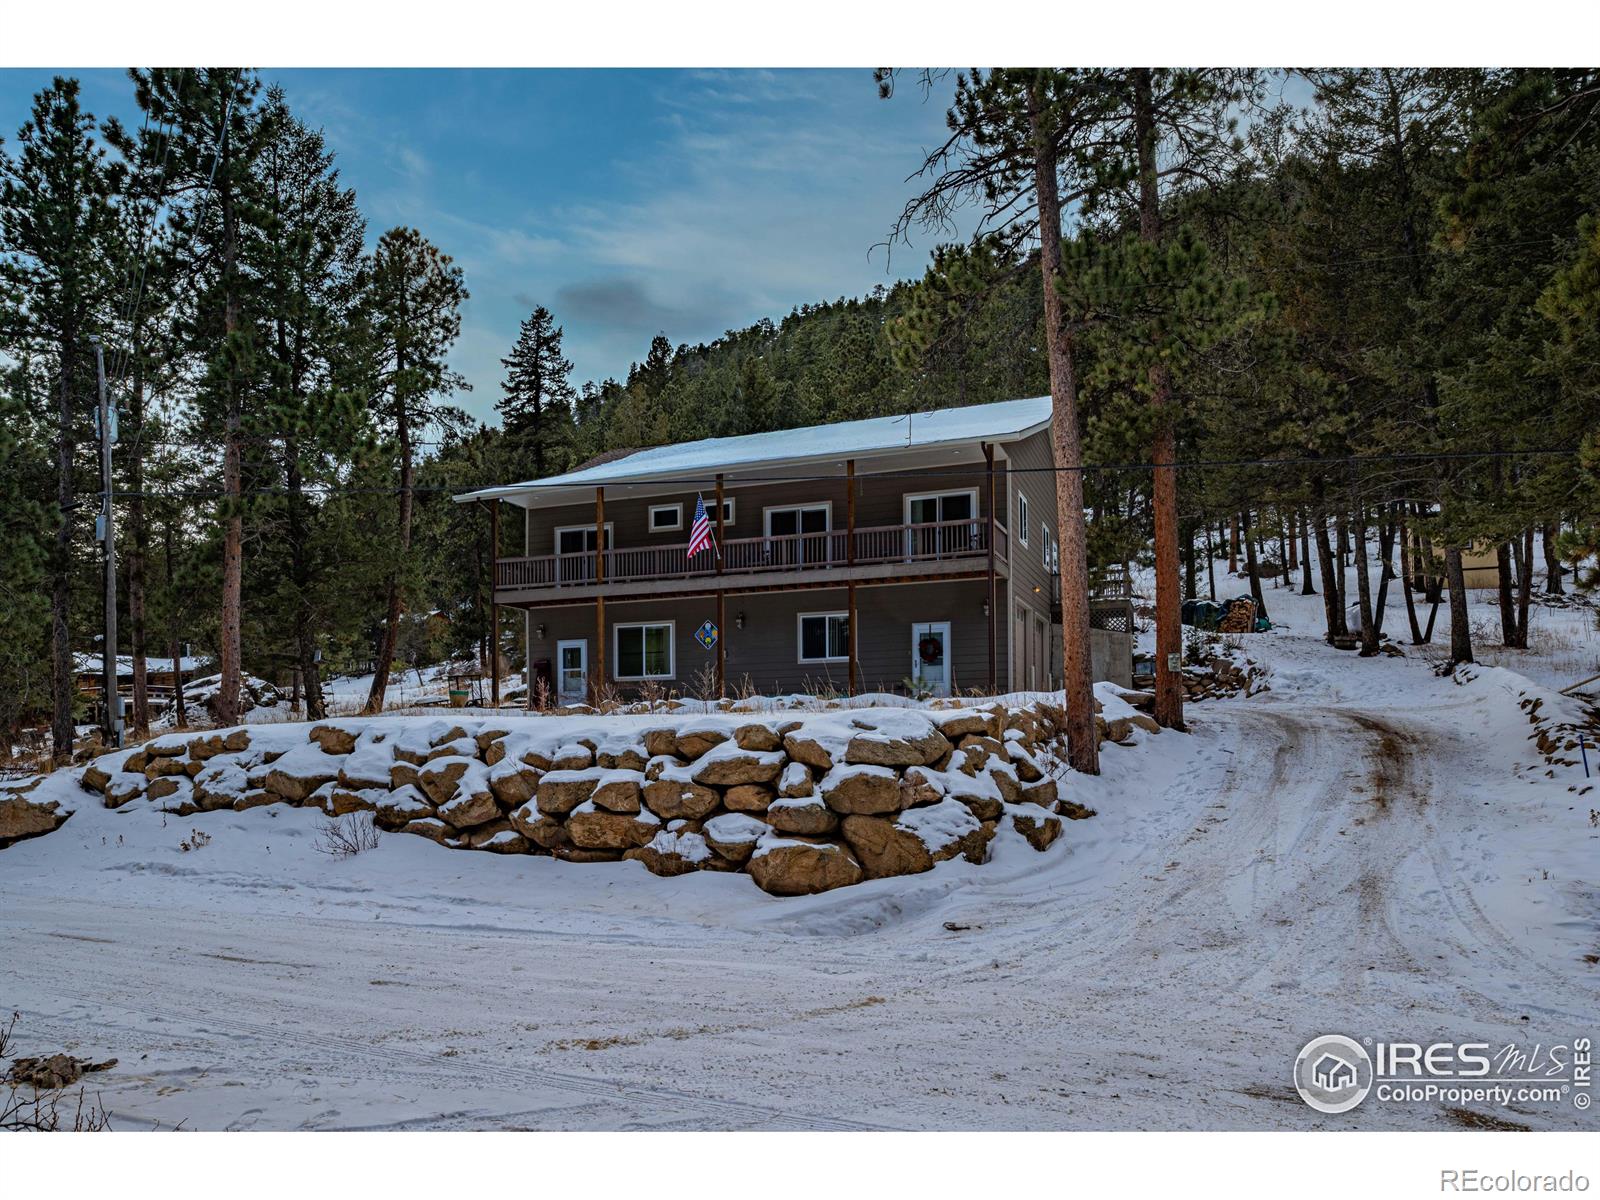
[648,503,683,533]
[765,502,829,537]
[904,490,975,526]
[1018,493,1031,545]
[555,523,612,555]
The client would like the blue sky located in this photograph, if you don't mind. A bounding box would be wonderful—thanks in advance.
[0,68,968,424]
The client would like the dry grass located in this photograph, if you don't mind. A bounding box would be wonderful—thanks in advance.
[313,812,382,859]
[1,1012,113,1132]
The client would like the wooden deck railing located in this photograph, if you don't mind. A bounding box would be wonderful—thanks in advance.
[496,518,1008,591]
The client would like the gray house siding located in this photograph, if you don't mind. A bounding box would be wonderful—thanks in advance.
[1003,430,1061,690]
[524,578,1007,699]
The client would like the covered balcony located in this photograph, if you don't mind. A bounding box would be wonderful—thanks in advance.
[493,517,1009,605]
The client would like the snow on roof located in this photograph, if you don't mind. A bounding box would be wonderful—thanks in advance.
[74,653,207,676]
[455,394,1053,504]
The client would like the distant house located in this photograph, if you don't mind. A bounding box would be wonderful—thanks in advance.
[73,653,208,701]
[1426,540,1511,590]
[456,396,1133,703]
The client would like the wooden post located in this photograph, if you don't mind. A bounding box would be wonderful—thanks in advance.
[984,442,997,696]
[593,488,606,703]
[846,459,857,698]
[715,473,726,698]
[489,499,501,707]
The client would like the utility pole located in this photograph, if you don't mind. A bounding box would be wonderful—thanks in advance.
[91,336,121,748]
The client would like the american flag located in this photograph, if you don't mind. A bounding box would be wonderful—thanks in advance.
[687,494,717,558]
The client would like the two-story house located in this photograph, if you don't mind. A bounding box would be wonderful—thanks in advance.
[457,395,1127,704]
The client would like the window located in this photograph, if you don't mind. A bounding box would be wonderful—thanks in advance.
[905,490,976,526]
[798,612,849,662]
[764,503,829,537]
[1018,493,1031,545]
[648,503,683,533]
[555,524,612,555]
[765,503,831,565]
[1043,525,1056,572]
[904,490,979,556]
[718,498,736,525]
[614,622,674,680]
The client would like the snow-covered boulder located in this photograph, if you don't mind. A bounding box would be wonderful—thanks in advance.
[264,744,345,802]
[839,814,933,878]
[766,792,838,836]
[820,763,900,815]
[625,828,713,876]
[842,712,951,767]
[0,785,70,847]
[590,769,645,813]
[641,778,720,820]
[689,743,784,787]
[747,835,863,895]
[703,812,770,864]
[1008,803,1062,851]
[566,802,659,850]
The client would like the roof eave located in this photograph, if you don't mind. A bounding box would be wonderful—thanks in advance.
[450,416,1051,506]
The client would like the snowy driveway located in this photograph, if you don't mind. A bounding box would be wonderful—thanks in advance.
[3,687,1595,1130]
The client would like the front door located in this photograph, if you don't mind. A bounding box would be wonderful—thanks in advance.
[556,639,587,700]
[911,621,952,697]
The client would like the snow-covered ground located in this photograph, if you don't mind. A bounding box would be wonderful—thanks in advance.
[2,562,1595,1131]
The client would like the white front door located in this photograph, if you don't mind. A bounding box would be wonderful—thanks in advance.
[911,621,953,697]
[556,640,587,700]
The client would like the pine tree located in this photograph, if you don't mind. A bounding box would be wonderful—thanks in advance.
[251,89,369,719]
[884,67,1111,773]
[119,67,272,725]
[496,305,575,479]
[360,227,469,713]
[1087,67,1261,728]
[0,386,51,748]
[0,77,123,762]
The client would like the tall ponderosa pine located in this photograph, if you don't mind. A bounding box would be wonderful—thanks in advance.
[123,67,272,724]
[361,227,469,713]
[0,77,123,762]
[1089,67,1259,728]
[252,90,369,720]
[884,66,1109,773]
[496,305,575,479]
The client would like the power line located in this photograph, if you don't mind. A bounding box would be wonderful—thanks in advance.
[109,68,186,392]
[106,445,1583,502]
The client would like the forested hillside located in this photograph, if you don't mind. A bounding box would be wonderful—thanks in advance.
[2,68,1596,762]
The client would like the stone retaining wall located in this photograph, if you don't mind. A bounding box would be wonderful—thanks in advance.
[67,701,1157,894]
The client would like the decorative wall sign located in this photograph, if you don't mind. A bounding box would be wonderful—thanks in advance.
[695,620,720,650]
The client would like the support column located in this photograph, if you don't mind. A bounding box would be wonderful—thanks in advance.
[715,473,726,699]
[593,488,606,703]
[489,499,501,707]
[984,443,997,695]
[846,459,857,698]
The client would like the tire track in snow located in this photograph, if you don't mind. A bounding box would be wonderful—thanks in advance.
[18,989,893,1131]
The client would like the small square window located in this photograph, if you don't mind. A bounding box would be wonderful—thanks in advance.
[649,504,683,532]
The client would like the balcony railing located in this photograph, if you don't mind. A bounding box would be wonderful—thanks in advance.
[1049,564,1134,610]
[496,518,1008,591]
